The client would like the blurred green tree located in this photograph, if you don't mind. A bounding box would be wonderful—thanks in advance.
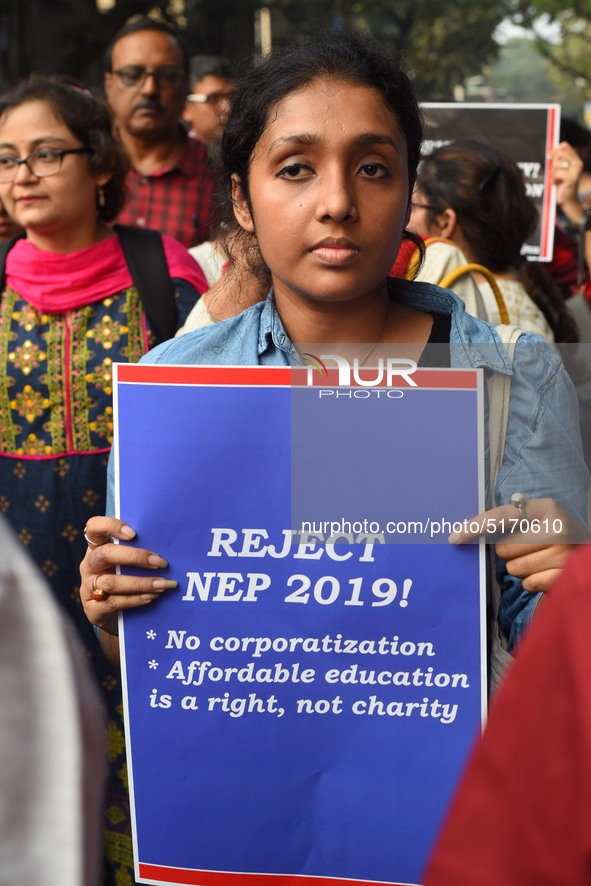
[511,0,591,85]
[488,35,589,119]
[0,0,516,100]
[263,0,511,100]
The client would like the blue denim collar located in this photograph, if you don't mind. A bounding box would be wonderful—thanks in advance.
[257,279,515,375]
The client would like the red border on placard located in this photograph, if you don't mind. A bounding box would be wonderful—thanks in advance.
[116,364,292,387]
[116,364,478,390]
[138,863,408,886]
[541,105,558,260]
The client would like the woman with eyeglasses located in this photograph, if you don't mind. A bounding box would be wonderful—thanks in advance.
[0,76,206,886]
[409,140,578,344]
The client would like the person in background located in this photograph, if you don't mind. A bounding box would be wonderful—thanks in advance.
[0,515,104,886]
[410,139,578,344]
[550,120,591,340]
[183,55,235,148]
[104,16,215,246]
[0,76,205,885]
[424,543,591,886]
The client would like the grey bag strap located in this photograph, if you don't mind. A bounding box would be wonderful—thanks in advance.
[486,324,523,693]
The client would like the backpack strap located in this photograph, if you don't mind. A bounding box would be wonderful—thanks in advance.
[487,324,523,495]
[486,323,524,692]
[114,224,176,343]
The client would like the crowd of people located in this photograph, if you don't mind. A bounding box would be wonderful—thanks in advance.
[1,14,591,886]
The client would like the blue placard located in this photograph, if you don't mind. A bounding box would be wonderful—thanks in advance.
[114,364,486,886]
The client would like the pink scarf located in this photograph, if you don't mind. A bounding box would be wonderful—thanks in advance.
[5,234,207,313]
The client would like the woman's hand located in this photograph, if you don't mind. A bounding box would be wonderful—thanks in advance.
[449,497,589,593]
[550,141,584,223]
[80,516,177,637]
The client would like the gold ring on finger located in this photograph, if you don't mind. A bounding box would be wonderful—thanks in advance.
[90,575,109,602]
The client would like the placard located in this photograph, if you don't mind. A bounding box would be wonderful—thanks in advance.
[421,102,561,261]
[115,364,486,886]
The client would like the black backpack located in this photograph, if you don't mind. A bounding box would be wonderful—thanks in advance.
[0,224,177,344]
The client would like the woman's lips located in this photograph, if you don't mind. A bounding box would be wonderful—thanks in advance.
[310,239,360,265]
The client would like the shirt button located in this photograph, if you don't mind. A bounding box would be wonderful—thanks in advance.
[140,178,148,185]
[136,217,146,227]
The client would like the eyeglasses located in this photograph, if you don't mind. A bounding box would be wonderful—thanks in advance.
[186,91,234,105]
[0,147,91,182]
[111,66,186,89]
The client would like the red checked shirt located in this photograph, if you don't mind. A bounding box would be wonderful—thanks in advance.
[117,132,215,248]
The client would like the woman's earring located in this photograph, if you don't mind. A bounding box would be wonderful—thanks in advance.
[97,186,106,208]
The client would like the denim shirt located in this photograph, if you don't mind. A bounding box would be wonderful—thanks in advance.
[110,278,589,649]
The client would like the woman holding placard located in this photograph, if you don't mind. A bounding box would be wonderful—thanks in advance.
[81,30,588,678]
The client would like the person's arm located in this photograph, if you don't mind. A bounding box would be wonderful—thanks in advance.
[424,547,591,885]
[452,334,589,645]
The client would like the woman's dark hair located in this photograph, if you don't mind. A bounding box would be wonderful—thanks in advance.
[417,139,578,342]
[0,77,130,223]
[216,28,424,281]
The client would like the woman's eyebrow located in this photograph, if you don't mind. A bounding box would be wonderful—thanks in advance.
[30,136,69,147]
[0,136,69,151]
[267,133,320,155]
[353,133,399,152]
[266,132,399,155]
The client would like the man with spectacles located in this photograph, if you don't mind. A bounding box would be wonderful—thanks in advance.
[182,55,236,148]
[104,17,214,247]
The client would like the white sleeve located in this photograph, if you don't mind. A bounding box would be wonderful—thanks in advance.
[0,517,105,886]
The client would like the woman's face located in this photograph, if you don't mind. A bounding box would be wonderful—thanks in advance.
[0,100,104,246]
[233,77,410,309]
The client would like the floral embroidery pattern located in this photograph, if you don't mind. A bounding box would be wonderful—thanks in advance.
[61,523,79,542]
[7,339,46,376]
[0,286,148,456]
[12,302,44,332]
[107,721,126,761]
[40,559,58,576]
[85,356,113,395]
[17,433,52,456]
[10,383,49,422]
[89,406,114,442]
[81,488,100,508]
[86,314,127,350]
[34,494,51,512]
[53,458,70,477]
